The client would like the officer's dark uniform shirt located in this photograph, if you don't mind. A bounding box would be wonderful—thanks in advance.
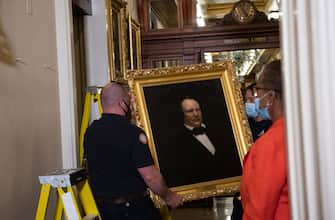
[247,117,272,141]
[84,113,154,198]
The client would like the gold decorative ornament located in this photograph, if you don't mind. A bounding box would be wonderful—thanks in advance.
[232,0,256,24]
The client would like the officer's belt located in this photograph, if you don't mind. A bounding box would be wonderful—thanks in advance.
[96,191,150,204]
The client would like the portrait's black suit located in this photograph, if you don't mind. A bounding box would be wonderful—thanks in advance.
[161,125,242,187]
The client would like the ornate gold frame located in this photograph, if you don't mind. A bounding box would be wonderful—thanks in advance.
[106,0,127,81]
[128,15,142,70]
[127,62,252,203]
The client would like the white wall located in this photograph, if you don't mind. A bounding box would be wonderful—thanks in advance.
[84,0,139,88]
[0,0,62,218]
[84,0,110,87]
[83,0,139,120]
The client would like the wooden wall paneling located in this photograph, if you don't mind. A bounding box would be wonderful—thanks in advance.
[181,0,196,28]
[141,22,280,68]
[137,0,149,32]
[138,0,280,68]
[182,39,196,65]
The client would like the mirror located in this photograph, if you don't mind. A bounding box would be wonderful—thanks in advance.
[203,48,281,85]
[150,0,179,30]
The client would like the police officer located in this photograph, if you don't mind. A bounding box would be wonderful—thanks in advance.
[84,82,183,219]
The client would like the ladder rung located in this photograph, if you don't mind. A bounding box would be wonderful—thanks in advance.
[38,168,87,187]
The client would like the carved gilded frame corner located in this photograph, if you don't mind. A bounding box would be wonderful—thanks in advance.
[128,15,142,70]
[127,62,252,203]
[106,0,127,81]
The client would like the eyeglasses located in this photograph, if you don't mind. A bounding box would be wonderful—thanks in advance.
[254,86,271,91]
[253,86,272,97]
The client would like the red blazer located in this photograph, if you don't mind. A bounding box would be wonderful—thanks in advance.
[241,117,290,220]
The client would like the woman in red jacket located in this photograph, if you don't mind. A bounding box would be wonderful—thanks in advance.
[241,60,290,220]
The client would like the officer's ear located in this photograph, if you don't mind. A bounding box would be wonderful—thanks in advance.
[119,99,125,108]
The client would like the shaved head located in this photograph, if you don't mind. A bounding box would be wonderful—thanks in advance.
[101,83,129,110]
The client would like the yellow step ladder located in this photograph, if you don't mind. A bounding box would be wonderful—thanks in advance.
[35,168,101,220]
[79,86,103,167]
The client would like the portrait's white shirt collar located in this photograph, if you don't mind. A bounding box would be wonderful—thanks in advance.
[184,123,216,155]
[184,123,206,130]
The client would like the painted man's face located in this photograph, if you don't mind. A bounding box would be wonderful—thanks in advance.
[181,99,203,128]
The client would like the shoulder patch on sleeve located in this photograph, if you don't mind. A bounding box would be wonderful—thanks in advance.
[139,133,148,144]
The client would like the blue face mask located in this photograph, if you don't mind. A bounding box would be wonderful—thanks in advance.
[258,107,270,120]
[255,97,271,120]
[254,98,260,110]
[245,102,258,118]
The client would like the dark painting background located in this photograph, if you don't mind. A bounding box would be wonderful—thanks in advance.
[143,78,242,186]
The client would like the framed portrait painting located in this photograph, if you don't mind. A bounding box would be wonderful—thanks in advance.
[127,62,252,202]
[128,15,142,70]
[106,0,127,81]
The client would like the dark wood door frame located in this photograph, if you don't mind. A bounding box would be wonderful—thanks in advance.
[72,0,92,15]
